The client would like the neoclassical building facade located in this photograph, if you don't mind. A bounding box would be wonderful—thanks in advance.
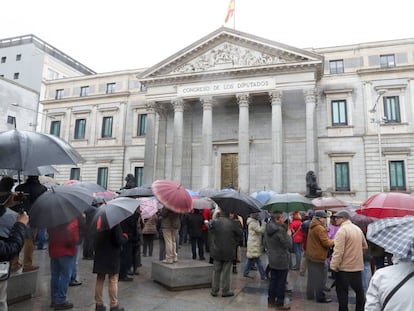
[40,27,414,203]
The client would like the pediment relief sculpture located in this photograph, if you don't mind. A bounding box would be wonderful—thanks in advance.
[170,42,292,74]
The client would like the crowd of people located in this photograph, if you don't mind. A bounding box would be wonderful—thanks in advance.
[1,174,414,311]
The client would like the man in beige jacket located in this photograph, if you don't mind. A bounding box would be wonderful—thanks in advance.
[330,210,368,311]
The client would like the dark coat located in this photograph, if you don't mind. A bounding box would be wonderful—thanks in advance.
[0,205,26,261]
[209,214,243,261]
[93,224,127,274]
[14,178,47,213]
[187,211,204,238]
[265,221,292,270]
[160,208,181,230]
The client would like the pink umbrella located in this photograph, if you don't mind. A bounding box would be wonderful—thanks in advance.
[138,197,160,219]
[312,197,348,210]
[151,180,192,214]
[95,191,116,201]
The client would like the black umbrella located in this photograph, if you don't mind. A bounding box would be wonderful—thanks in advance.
[0,129,83,171]
[211,190,262,218]
[91,197,140,232]
[68,181,106,193]
[29,186,94,228]
[118,186,153,197]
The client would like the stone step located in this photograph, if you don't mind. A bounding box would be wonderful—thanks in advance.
[7,270,38,304]
[151,259,213,291]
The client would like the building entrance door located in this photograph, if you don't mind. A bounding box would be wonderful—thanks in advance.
[221,153,238,190]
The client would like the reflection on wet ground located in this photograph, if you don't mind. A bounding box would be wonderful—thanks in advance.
[9,241,355,311]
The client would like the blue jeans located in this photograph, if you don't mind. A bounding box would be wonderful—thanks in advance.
[292,243,302,269]
[244,257,266,279]
[70,244,80,282]
[361,260,370,292]
[50,255,75,304]
[268,268,288,306]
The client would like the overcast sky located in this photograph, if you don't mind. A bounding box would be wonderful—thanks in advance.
[2,0,412,73]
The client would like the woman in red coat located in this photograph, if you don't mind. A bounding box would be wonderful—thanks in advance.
[289,211,304,270]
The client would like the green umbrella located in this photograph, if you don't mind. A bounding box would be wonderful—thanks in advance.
[262,193,313,213]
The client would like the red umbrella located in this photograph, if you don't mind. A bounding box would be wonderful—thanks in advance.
[312,197,348,210]
[151,180,192,214]
[356,192,414,218]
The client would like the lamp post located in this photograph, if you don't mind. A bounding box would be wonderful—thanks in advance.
[370,89,387,192]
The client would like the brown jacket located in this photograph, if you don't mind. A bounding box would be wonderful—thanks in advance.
[305,218,334,263]
[330,219,368,272]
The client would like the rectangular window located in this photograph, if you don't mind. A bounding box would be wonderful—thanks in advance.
[7,116,16,125]
[50,120,61,137]
[134,167,144,187]
[16,54,21,61]
[380,54,395,68]
[55,89,64,100]
[13,72,19,80]
[74,119,86,139]
[329,60,344,74]
[106,83,116,94]
[101,116,113,138]
[331,100,347,126]
[70,168,80,180]
[80,86,89,97]
[47,68,59,80]
[335,162,350,191]
[137,114,147,136]
[383,96,400,123]
[1,56,6,63]
[389,160,406,191]
[97,167,108,189]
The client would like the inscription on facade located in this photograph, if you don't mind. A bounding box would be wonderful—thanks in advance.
[178,78,274,96]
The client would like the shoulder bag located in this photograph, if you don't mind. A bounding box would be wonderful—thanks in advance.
[381,270,414,311]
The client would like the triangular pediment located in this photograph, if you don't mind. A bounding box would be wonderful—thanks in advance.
[139,27,323,82]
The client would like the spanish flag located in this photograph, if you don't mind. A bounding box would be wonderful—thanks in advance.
[224,0,235,23]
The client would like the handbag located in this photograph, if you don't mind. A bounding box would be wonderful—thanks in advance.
[381,270,414,311]
[0,261,11,281]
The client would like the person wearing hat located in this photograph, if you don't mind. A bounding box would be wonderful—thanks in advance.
[305,210,334,303]
[330,210,368,311]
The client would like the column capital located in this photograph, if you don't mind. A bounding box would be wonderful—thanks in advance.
[304,88,317,103]
[200,96,214,110]
[145,101,157,113]
[172,98,185,112]
[236,93,250,107]
[269,91,283,105]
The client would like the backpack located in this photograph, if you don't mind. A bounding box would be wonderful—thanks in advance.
[300,219,311,234]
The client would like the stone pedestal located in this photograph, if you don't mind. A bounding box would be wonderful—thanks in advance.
[152,259,213,291]
[7,270,38,304]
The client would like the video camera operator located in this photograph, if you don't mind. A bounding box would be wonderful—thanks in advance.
[0,192,29,311]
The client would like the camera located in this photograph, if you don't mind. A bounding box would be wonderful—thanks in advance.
[13,192,29,203]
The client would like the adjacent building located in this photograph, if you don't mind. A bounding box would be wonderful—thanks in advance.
[0,34,95,131]
[40,27,414,203]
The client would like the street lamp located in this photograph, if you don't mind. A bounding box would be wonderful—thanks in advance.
[370,89,387,192]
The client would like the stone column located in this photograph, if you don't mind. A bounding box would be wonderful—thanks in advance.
[237,93,250,193]
[201,96,213,188]
[172,98,184,183]
[154,104,168,180]
[143,102,156,185]
[304,88,318,173]
[269,91,283,192]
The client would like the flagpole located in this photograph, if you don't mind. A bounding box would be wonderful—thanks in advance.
[233,0,236,30]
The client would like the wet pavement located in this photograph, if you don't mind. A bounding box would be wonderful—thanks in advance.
[8,241,350,311]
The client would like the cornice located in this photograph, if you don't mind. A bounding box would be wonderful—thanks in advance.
[40,91,131,105]
[357,64,414,76]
